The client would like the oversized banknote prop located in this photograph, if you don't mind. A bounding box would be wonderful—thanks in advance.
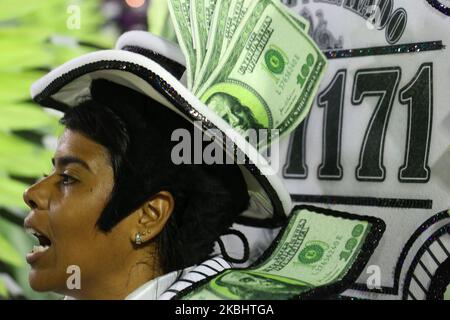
[168,0,327,145]
[174,206,385,299]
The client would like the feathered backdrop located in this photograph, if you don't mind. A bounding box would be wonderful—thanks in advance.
[0,0,179,299]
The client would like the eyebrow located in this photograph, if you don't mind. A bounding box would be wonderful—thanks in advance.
[52,156,92,172]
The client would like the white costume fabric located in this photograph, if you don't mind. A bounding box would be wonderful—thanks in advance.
[63,257,229,300]
[126,257,231,300]
[277,0,450,300]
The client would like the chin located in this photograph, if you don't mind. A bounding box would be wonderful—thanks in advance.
[28,268,61,293]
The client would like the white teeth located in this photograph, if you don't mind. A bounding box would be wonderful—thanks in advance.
[32,245,49,254]
[25,227,42,237]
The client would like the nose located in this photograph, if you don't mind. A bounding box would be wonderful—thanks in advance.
[23,180,49,210]
[227,111,240,126]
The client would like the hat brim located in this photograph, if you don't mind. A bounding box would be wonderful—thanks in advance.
[30,49,292,227]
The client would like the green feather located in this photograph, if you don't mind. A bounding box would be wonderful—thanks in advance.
[0,133,53,178]
[0,102,60,132]
[0,227,25,267]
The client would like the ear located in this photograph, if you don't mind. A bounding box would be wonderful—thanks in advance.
[130,191,174,244]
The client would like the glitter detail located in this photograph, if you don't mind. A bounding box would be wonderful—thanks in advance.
[426,0,450,16]
[290,194,432,209]
[402,224,450,299]
[350,210,450,295]
[122,45,186,80]
[324,41,445,60]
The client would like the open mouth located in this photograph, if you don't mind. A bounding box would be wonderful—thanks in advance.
[25,228,52,254]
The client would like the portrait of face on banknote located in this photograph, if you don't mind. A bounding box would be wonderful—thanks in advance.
[206,92,265,132]
[211,270,306,300]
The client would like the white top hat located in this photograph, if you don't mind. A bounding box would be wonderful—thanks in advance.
[30,31,293,228]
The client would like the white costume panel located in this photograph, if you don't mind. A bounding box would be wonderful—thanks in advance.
[277,0,450,299]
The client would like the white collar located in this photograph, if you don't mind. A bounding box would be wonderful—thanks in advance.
[125,267,194,300]
[63,268,193,300]
[126,256,232,300]
[62,259,227,300]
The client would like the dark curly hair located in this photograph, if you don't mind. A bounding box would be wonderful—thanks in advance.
[60,79,250,273]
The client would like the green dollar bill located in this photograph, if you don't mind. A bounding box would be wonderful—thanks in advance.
[223,0,254,55]
[193,0,310,94]
[192,0,233,93]
[191,0,218,81]
[167,0,196,88]
[148,0,178,43]
[181,206,380,300]
[196,0,327,143]
[221,0,311,59]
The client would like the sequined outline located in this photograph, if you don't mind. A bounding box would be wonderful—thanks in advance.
[425,0,450,16]
[324,41,445,60]
[350,210,450,295]
[121,45,186,80]
[425,255,450,299]
[290,194,432,209]
[402,224,450,300]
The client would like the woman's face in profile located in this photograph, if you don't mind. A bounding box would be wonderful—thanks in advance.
[22,129,137,298]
